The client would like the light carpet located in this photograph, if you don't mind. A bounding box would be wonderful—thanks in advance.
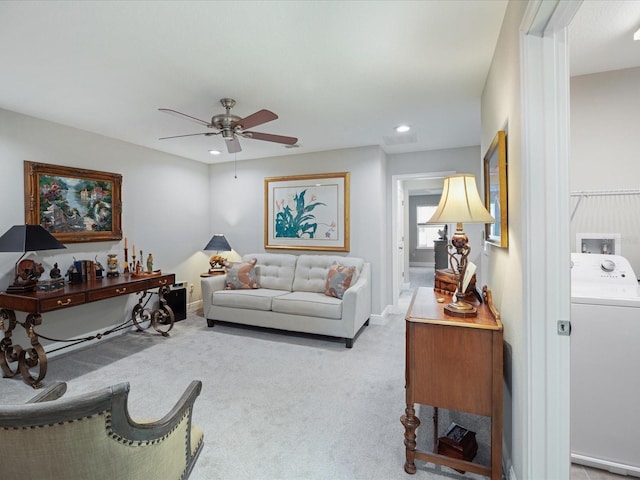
[1,296,493,480]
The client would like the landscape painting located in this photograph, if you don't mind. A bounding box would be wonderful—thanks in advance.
[24,161,122,243]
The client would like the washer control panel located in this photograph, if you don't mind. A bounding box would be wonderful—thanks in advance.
[571,253,638,286]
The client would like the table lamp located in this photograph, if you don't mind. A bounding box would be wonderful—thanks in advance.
[203,234,232,273]
[0,225,67,293]
[427,174,495,317]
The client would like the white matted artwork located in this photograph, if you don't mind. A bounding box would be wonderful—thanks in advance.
[264,172,349,251]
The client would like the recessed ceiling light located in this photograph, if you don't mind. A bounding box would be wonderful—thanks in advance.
[396,125,411,133]
[635,27,640,41]
[208,150,221,155]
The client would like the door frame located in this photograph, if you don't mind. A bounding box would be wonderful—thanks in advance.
[391,170,454,313]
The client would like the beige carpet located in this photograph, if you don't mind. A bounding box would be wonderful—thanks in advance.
[1,307,492,480]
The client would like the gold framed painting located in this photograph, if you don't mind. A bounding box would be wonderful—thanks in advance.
[483,131,508,248]
[24,161,123,244]
[264,172,350,252]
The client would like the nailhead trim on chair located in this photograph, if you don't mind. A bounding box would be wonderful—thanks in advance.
[105,410,191,447]
[1,413,102,430]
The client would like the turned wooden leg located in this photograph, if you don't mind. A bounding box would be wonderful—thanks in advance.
[401,403,420,474]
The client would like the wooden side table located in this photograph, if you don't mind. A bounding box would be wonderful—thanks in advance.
[401,286,503,480]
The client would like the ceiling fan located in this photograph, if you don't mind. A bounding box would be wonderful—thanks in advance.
[158,98,298,154]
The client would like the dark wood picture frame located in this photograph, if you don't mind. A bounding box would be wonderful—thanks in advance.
[483,131,508,248]
[24,161,122,244]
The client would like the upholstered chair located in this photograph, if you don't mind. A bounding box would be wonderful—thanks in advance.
[0,380,203,479]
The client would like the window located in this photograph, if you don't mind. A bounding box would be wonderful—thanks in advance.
[416,205,444,249]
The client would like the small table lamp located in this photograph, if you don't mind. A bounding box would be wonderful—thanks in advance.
[0,225,67,293]
[427,174,495,317]
[203,234,232,273]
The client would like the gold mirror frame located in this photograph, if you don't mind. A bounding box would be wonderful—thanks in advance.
[483,131,508,248]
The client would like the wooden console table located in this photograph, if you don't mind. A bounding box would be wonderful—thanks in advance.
[0,273,175,388]
[401,286,503,480]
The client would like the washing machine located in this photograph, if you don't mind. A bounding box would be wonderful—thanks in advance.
[571,253,640,477]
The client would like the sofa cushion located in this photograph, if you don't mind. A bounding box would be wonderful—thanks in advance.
[225,258,259,289]
[213,288,287,311]
[292,255,364,293]
[324,263,356,299]
[242,253,297,291]
[272,291,343,320]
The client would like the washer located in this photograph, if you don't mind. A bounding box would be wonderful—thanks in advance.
[571,253,640,477]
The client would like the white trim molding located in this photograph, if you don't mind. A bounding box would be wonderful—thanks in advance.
[520,1,581,479]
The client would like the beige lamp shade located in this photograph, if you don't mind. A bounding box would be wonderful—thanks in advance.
[428,174,495,224]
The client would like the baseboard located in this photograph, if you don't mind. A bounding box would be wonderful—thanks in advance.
[370,304,394,325]
[409,262,432,267]
[45,323,130,359]
[188,300,202,314]
[571,453,640,477]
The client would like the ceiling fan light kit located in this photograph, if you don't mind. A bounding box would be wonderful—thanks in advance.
[159,98,298,154]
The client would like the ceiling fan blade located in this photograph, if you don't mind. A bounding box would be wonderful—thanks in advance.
[226,137,242,154]
[235,109,278,130]
[159,108,212,127]
[243,131,298,145]
[159,132,217,140]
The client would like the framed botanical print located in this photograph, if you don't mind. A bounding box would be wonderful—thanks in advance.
[264,172,350,251]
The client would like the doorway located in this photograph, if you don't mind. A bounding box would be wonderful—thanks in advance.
[391,171,453,312]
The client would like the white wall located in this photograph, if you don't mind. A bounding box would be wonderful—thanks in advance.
[0,108,209,347]
[207,145,390,314]
[480,1,528,478]
[570,67,640,274]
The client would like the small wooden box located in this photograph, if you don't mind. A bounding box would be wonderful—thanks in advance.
[437,423,478,473]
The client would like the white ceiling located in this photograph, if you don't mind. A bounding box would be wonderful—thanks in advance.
[1,1,639,166]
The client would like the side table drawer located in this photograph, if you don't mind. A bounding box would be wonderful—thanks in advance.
[40,293,87,312]
[149,275,174,289]
[88,283,146,301]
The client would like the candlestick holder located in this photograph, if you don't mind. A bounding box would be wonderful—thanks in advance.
[123,247,130,274]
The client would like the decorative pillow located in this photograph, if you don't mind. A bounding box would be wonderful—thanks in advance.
[324,263,356,299]
[225,258,259,290]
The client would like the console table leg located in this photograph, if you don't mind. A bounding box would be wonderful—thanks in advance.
[0,309,21,378]
[131,287,174,337]
[401,403,421,474]
[18,314,47,388]
[150,285,174,337]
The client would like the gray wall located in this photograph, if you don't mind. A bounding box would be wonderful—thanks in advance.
[0,108,210,347]
[208,146,390,314]
[570,67,640,275]
[480,1,528,478]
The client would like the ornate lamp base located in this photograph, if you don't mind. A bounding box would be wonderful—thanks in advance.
[444,300,478,318]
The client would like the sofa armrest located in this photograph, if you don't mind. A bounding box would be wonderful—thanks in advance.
[341,263,372,336]
[201,274,227,312]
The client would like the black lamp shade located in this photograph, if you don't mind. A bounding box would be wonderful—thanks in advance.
[203,234,232,252]
[0,225,67,252]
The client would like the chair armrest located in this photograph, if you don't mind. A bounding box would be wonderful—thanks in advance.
[110,380,203,442]
[26,382,67,403]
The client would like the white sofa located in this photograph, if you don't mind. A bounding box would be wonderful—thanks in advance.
[201,253,371,347]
